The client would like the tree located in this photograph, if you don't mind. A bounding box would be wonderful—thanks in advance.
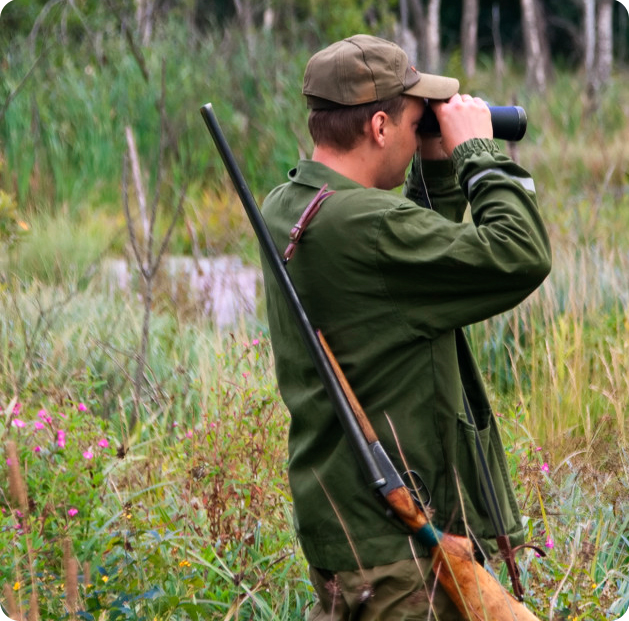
[595,0,613,84]
[425,0,441,72]
[491,3,505,83]
[406,0,427,62]
[520,0,552,91]
[400,0,441,72]
[582,0,614,105]
[583,0,597,77]
[461,0,479,77]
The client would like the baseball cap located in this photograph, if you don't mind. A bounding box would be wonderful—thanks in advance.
[303,34,459,110]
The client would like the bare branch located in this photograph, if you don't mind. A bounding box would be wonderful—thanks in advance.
[121,153,148,278]
[0,46,49,125]
[147,60,168,268]
[150,185,187,279]
[125,126,150,245]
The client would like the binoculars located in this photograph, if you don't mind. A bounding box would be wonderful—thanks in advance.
[418,103,528,142]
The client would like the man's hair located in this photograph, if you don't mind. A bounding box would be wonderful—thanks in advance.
[308,95,408,151]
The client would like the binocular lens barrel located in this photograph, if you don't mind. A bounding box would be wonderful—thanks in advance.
[418,104,528,142]
[488,106,528,141]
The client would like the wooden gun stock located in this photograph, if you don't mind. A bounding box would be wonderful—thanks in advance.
[201,102,542,621]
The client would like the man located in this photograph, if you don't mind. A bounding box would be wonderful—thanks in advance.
[260,34,551,619]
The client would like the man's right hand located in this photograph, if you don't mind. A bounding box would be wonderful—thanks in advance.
[431,94,493,156]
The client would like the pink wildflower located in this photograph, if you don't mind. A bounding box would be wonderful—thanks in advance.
[83,450,94,460]
[185,430,193,439]
[252,339,260,346]
[34,446,41,453]
[98,438,109,448]
[68,508,78,517]
[38,410,52,424]
[77,403,87,412]
[12,403,21,415]
[11,419,26,428]
[34,421,45,430]
[545,537,554,549]
[57,430,66,448]
[541,462,550,473]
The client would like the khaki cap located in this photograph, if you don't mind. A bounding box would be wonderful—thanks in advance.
[303,34,459,109]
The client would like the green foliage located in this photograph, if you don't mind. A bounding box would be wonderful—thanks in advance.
[0,187,25,248]
[1,334,306,620]
[6,211,120,287]
[0,157,27,249]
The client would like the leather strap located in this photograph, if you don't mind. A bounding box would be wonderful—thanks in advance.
[283,184,335,262]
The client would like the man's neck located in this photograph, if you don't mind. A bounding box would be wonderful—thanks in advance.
[312,144,379,188]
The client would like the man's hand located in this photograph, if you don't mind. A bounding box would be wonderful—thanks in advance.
[417,134,449,160]
[430,94,493,156]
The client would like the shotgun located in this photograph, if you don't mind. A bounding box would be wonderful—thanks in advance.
[200,102,543,621]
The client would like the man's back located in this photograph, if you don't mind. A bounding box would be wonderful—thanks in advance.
[261,146,549,572]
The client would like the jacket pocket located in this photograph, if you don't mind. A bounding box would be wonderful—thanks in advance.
[454,411,523,550]
[456,413,492,524]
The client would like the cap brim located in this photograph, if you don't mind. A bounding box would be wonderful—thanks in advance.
[403,73,459,100]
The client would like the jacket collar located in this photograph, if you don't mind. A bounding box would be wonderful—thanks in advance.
[288,159,364,191]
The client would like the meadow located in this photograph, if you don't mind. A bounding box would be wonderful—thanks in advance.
[1,21,629,621]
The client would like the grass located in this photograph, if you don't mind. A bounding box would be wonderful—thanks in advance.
[1,307,304,620]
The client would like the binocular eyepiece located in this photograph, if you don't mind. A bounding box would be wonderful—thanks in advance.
[417,103,528,142]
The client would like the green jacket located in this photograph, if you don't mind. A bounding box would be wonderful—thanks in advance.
[260,138,551,571]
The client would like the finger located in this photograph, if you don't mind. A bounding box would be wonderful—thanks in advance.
[440,93,461,105]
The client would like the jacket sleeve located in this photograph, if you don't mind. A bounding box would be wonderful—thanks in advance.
[377,139,552,338]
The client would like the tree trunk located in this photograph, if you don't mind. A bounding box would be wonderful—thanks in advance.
[396,0,419,64]
[596,0,613,84]
[619,4,627,64]
[492,3,505,84]
[426,0,441,73]
[135,0,154,44]
[233,0,256,55]
[519,0,550,92]
[407,0,427,63]
[461,0,479,77]
[583,0,596,77]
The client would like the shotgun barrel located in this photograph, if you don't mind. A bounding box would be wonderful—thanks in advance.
[200,102,543,621]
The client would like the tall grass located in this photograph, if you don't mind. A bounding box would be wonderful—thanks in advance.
[0,280,304,619]
[1,22,312,216]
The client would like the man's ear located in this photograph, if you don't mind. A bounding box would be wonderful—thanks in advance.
[370,111,387,146]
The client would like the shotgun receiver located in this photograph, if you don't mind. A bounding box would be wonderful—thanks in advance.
[200,102,543,621]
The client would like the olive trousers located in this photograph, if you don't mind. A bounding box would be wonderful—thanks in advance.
[307,558,466,621]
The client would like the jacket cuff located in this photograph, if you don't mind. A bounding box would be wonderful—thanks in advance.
[451,138,501,166]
